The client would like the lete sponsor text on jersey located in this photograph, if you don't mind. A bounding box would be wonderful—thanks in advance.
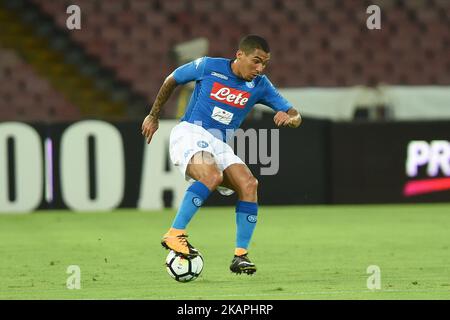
[209,82,251,109]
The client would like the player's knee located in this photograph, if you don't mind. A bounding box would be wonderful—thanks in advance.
[243,176,258,196]
[210,170,224,188]
[201,169,223,190]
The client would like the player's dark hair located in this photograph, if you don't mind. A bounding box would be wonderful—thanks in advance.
[238,35,270,54]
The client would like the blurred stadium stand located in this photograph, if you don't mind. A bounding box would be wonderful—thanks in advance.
[1,0,450,211]
[0,0,449,121]
[0,47,80,121]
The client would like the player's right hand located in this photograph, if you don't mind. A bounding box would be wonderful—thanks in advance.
[273,111,291,127]
[141,114,159,144]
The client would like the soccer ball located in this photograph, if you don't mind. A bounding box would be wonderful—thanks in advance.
[165,250,204,282]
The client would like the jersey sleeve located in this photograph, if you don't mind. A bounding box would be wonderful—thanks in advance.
[258,76,292,112]
[172,57,208,85]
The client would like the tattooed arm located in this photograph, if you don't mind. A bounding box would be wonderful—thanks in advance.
[141,75,178,144]
[148,75,178,118]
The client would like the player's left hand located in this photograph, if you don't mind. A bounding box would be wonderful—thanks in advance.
[273,111,291,127]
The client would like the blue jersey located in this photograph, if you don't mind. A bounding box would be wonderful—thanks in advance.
[172,57,292,142]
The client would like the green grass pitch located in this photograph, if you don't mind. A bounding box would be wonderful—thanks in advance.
[0,204,450,299]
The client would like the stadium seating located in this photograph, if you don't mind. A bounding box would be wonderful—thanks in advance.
[0,47,81,121]
[29,0,448,92]
[1,0,449,121]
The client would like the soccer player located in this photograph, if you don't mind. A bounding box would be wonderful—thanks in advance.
[142,35,301,275]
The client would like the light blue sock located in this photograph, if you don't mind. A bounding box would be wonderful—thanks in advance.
[171,181,211,230]
[235,201,258,250]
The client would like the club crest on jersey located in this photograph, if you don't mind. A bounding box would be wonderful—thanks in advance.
[210,82,250,109]
[245,80,255,88]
